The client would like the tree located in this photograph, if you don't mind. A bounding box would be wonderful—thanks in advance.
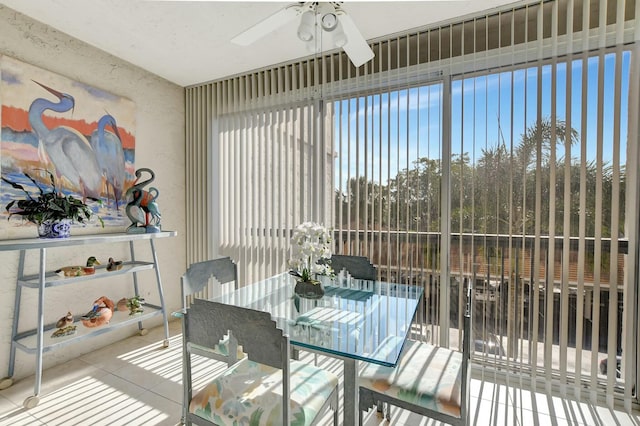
[334,176,387,229]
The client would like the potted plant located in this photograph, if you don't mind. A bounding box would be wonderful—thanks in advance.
[1,169,103,238]
[288,221,333,299]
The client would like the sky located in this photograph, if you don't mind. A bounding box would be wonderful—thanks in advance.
[333,50,630,192]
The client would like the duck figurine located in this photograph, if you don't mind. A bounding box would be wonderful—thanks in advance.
[51,311,76,338]
[81,296,114,328]
[55,311,74,329]
[106,257,124,272]
[55,256,100,277]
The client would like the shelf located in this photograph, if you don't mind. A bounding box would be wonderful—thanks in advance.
[13,304,164,354]
[2,230,176,408]
[0,230,177,251]
[17,261,155,288]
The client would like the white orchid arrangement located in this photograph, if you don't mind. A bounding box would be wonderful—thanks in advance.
[288,221,333,283]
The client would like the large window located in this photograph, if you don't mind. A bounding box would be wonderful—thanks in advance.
[330,49,631,397]
[192,0,639,405]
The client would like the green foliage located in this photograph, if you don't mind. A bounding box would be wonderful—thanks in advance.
[249,408,263,425]
[2,169,103,227]
[334,117,625,239]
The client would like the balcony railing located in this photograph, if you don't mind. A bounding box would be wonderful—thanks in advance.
[333,229,631,395]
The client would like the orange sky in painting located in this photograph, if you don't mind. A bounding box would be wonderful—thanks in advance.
[1,105,135,150]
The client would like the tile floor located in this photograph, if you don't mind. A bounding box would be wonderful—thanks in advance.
[0,319,638,426]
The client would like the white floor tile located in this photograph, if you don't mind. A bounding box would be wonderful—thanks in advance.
[147,376,182,405]
[0,411,45,426]
[78,336,151,373]
[0,394,17,413]
[0,357,104,407]
[1,321,638,425]
[0,394,41,426]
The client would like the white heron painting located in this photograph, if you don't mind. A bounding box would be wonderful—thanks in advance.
[0,55,136,231]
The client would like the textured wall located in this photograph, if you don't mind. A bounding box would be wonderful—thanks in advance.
[0,5,186,381]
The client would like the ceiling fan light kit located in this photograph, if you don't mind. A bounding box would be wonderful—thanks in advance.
[231,1,375,68]
[297,10,316,42]
[316,2,338,31]
[320,12,338,31]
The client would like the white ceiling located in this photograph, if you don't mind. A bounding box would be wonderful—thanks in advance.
[0,0,522,87]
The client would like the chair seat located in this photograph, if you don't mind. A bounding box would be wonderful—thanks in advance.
[358,339,463,418]
[190,357,339,425]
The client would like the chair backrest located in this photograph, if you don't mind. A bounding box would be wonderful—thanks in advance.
[329,254,377,281]
[181,257,238,309]
[184,299,291,420]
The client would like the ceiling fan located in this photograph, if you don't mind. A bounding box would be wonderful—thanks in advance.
[231,2,375,68]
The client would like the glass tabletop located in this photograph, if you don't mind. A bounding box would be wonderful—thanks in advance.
[211,272,423,367]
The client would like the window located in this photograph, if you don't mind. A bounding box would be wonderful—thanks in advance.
[189,0,639,403]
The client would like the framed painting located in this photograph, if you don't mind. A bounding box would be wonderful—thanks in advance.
[0,55,135,230]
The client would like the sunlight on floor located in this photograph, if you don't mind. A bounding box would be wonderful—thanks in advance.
[0,319,638,425]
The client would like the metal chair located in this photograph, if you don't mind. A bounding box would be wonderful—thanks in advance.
[328,254,377,281]
[181,257,238,310]
[300,254,376,365]
[358,284,473,426]
[179,257,242,423]
[183,299,340,426]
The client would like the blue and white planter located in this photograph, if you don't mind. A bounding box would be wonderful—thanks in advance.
[37,219,72,239]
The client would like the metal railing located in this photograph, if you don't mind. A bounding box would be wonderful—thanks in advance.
[334,229,631,396]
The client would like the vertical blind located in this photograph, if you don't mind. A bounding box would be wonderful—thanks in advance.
[218,100,334,285]
[193,61,338,285]
[186,0,639,408]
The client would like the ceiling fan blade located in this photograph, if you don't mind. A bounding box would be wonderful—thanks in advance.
[336,11,374,68]
[231,4,304,46]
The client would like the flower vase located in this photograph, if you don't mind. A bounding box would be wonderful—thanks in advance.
[294,278,325,299]
[37,219,72,239]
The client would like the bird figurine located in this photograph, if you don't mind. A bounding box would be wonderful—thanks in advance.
[55,311,74,329]
[116,297,128,312]
[106,257,123,272]
[81,305,101,321]
[125,296,145,316]
[51,311,76,338]
[81,296,115,328]
[55,256,101,277]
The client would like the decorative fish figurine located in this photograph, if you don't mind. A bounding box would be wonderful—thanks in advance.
[55,256,100,277]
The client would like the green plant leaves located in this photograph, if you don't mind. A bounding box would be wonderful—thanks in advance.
[2,170,102,226]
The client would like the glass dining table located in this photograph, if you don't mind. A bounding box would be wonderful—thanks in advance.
[210,272,424,424]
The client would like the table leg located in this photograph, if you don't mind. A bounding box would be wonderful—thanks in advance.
[343,358,359,425]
